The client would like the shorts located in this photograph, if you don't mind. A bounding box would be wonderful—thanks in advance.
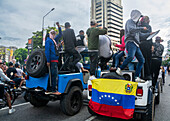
[13,78,22,87]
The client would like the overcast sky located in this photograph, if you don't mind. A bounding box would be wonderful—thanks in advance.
[0,0,170,53]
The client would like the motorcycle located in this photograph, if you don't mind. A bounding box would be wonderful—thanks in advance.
[0,81,17,109]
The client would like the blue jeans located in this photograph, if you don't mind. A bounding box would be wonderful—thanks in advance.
[115,51,124,68]
[120,42,145,77]
[50,62,58,92]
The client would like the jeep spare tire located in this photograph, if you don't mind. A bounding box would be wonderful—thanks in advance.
[26,49,48,78]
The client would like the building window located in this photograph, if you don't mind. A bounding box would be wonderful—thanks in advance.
[96,9,102,12]
[107,14,123,21]
[96,16,102,20]
[107,9,123,17]
[96,1,102,6]
[97,20,102,23]
[108,22,123,28]
[108,26,120,31]
[108,30,120,35]
[107,2,123,10]
[98,24,102,27]
[108,34,120,39]
[108,18,123,24]
[96,13,102,16]
[96,5,102,9]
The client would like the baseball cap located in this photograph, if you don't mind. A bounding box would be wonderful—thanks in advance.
[90,20,97,26]
[8,62,13,66]
[65,22,71,28]
[156,36,164,42]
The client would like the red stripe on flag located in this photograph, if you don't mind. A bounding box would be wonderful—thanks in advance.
[89,99,134,119]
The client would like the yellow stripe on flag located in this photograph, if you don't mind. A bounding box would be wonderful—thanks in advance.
[91,79,138,96]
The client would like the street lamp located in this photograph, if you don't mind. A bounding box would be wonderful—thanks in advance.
[42,8,55,46]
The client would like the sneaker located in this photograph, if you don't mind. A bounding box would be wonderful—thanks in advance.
[89,75,96,81]
[45,91,53,95]
[116,68,122,75]
[17,87,22,91]
[9,108,16,114]
[135,77,145,83]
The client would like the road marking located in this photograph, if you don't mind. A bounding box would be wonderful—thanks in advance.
[85,116,97,121]
[0,102,30,111]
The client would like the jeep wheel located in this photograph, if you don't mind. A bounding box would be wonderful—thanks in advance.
[24,91,31,102]
[142,95,155,121]
[26,49,48,78]
[30,94,49,107]
[60,86,83,116]
[155,82,160,104]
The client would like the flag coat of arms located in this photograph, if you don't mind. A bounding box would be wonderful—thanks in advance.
[89,79,138,119]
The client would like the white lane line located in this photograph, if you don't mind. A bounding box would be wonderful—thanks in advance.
[85,116,97,121]
[0,102,30,111]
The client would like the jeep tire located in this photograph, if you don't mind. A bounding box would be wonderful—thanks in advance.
[60,86,83,116]
[142,95,155,121]
[26,49,48,78]
[30,94,49,107]
[155,82,160,104]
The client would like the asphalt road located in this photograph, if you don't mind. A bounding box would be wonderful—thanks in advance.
[0,75,170,121]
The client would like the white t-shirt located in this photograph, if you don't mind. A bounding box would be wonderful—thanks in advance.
[99,35,113,58]
[16,68,23,77]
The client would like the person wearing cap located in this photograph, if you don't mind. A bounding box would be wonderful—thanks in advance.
[6,62,24,90]
[139,16,153,80]
[0,60,15,114]
[63,22,81,69]
[151,36,164,88]
[86,20,107,79]
[15,63,26,78]
[115,10,152,82]
[45,22,62,95]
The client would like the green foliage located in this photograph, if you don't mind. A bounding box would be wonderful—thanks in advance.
[25,26,62,50]
[14,48,28,64]
[162,57,170,66]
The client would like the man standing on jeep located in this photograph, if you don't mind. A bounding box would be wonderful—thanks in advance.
[86,20,107,80]
[45,22,62,95]
[63,22,81,70]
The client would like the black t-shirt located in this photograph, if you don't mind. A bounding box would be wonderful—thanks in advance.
[6,67,17,79]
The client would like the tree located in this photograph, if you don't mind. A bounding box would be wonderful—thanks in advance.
[25,26,62,50]
[14,48,28,64]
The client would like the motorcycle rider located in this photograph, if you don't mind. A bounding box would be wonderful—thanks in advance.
[0,60,15,114]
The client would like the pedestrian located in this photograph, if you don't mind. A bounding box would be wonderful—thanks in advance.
[6,62,24,90]
[63,22,81,70]
[86,20,107,80]
[45,22,62,95]
[139,16,153,80]
[115,10,152,82]
[15,63,26,78]
[23,59,27,73]
[98,27,113,70]
[151,36,164,87]
[161,66,165,85]
[0,60,15,114]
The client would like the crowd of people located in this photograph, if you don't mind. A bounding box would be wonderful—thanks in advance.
[44,9,165,95]
[0,59,27,114]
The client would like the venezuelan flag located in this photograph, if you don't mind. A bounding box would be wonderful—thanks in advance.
[89,78,138,119]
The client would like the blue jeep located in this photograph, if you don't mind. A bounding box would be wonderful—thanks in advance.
[25,49,100,116]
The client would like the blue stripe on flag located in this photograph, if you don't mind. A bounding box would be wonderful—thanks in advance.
[92,88,135,109]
